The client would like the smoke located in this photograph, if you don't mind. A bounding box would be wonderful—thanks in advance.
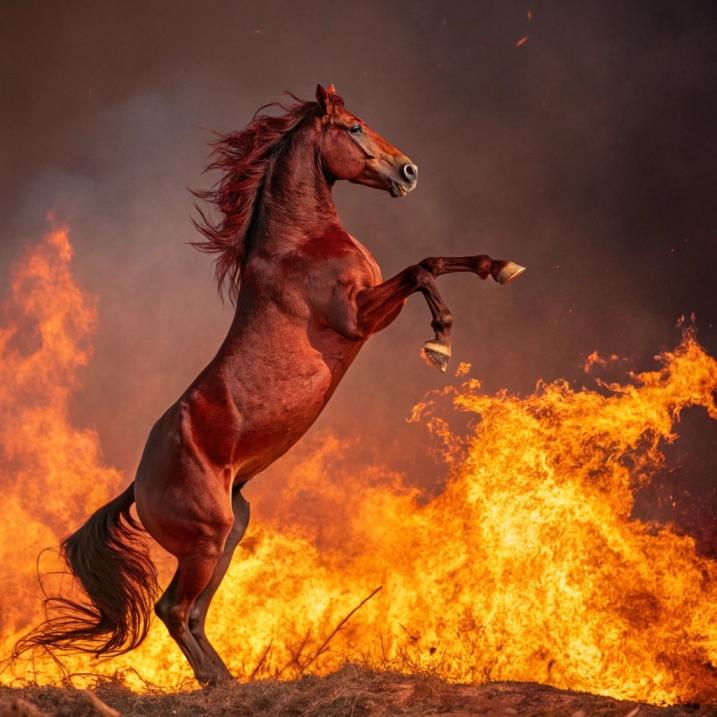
[0,2,716,538]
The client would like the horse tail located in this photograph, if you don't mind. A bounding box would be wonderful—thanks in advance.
[14,483,159,659]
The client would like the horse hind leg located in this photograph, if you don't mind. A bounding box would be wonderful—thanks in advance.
[187,487,250,671]
[155,538,231,685]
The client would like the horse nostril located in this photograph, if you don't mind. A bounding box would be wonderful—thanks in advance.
[402,163,418,182]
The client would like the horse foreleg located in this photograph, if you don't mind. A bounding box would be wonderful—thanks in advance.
[353,255,525,372]
[417,255,525,284]
[187,488,250,671]
[356,265,454,372]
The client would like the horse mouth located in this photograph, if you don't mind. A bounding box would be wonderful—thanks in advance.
[389,180,414,198]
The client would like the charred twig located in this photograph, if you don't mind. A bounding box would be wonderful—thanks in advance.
[248,640,273,681]
[82,690,120,717]
[120,665,167,692]
[379,632,388,665]
[277,628,312,678]
[299,585,382,674]
[398,622,420,642]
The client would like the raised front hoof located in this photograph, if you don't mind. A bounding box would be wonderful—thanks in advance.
[493,260,526,285]
[421,341,451,373]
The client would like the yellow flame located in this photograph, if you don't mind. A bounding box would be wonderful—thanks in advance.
[2,226,717,704]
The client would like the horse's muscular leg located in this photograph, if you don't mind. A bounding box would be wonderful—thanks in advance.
[355,255,524,372]
[155,542,231,685]
[356,264,454,371]
[187,487,250,670]
[418,255,525,284]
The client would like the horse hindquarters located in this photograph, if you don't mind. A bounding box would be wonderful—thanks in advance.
[134,417,240,684]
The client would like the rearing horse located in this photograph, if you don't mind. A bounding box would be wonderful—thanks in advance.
[18,84,525,684]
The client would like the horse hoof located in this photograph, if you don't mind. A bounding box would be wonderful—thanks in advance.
[422,341,451,373]
[494,261,526,285]
[199,670,234,688]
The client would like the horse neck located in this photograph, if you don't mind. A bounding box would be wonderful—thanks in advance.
[252,124,339,251]
[220,124,340,348]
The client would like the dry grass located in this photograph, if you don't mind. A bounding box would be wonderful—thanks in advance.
[0,665,714,717]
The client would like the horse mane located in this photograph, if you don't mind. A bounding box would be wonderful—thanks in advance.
[192,94,320,303]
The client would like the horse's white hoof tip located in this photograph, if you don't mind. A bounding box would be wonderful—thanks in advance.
[422,341,451,373]
[497,262,526,285]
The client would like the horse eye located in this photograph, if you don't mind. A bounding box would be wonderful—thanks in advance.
[349,123,362,134]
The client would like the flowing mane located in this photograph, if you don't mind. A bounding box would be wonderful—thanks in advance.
[192,95,319,303]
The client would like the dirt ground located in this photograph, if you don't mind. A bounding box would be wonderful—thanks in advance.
[1,666,715,717]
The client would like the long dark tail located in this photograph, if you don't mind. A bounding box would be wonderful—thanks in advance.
[14,483,159,659]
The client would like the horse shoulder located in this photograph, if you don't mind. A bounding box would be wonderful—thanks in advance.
[346,232,382,285]
[299,225,380,286]
[296,227,381,341]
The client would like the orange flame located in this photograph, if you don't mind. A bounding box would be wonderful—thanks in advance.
[2,225,717,704]
[0,225,124,659]
[583,350,621,373]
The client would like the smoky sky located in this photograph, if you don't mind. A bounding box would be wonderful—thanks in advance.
[1,1,716,539]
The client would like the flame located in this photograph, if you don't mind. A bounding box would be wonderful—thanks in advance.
[2,225,717,704]
[454,361,471,377]
[0,225,124,661]
[583,350,621,373]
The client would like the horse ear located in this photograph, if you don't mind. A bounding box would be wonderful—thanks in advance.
[316,83,342,115]
[316,84,330,115]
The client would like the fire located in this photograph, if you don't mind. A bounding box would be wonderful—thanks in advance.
[0,224,124,665]
[583,350,621,372]
[2,225,717,704]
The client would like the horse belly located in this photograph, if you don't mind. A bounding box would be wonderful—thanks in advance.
[232,361,332,467]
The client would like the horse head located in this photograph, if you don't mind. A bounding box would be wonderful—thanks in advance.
[315,83,418,198]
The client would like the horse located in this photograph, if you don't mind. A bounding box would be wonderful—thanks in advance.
[16,83,525,685]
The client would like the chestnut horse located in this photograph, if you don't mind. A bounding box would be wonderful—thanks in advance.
[17,84,524,684]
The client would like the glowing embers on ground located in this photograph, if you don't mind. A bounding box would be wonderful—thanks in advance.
[2,225,717,704]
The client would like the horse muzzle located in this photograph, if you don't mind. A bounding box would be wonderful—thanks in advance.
[388,162,418,198]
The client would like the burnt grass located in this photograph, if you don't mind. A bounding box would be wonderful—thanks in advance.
[1,665,715,717]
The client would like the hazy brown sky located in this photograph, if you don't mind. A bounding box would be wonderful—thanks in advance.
[1,1,716,537]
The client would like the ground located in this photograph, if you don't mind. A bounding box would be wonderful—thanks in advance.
[1,667,716,717]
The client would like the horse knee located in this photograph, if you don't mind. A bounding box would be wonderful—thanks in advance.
[162,602,195,639]
[419,257,446,276]
[187,608,207,640]
[155,598,185,637]
[406,264,431,288]
[187,609,201,631]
